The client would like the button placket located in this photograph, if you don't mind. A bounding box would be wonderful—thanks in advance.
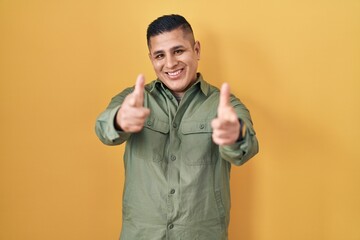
[165,92,182,234]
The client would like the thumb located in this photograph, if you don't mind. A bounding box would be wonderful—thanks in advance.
[218,83,231,114]
[131,74,145,107]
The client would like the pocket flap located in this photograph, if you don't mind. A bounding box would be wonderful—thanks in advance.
[181,121,212,134]
[144,117,169,134]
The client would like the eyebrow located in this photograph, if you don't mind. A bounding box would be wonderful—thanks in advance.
[152,45,185,56]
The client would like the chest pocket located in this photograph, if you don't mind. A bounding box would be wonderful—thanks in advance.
[131,116,169,163]
[181,121,215,165]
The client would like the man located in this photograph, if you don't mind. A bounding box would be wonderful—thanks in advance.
[95,14,258,240]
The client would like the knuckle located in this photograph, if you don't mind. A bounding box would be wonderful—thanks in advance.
[134,125,143,132]
[138,110,148,118]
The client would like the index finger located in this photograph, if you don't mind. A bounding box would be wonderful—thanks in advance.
[219,83,231,111]
[131,74,145,107]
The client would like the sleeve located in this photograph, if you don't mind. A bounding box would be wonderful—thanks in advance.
[95,87,133,146]
[219,95,259,166]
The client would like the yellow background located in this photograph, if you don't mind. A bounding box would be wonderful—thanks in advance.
[1,0,359,239]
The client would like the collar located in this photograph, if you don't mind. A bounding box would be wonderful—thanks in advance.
[148,73,210,96]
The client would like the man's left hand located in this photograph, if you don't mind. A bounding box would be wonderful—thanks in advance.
[211,83,240,146]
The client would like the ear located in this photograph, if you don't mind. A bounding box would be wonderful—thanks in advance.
[194,41,201,60]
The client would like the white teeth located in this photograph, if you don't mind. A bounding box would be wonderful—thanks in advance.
[168,70,181,76]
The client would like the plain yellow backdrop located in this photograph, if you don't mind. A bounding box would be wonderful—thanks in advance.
[1,0,359,239]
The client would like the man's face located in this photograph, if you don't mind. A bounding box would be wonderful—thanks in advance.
[148,28,201,97]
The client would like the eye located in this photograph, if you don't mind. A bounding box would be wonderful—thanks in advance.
[174,49,184,55]
[154,54,164,60]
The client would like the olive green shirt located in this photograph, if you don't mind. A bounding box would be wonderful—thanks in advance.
[95,74,259,240]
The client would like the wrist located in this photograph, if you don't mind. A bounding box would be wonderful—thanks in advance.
[237,119,245,142]
[114,110,123,131]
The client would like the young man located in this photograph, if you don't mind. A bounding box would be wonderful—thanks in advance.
[95,14,258,240]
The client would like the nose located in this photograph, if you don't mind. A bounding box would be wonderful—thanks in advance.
[165,55,178,69]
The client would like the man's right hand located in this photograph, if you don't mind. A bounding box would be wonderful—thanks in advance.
[115,74,150,132]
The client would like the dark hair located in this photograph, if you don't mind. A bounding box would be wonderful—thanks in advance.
[146,14,194,46]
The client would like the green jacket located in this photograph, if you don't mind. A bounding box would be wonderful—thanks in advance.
[95,74,259,240]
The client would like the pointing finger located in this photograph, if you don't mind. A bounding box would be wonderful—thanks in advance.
[218,83,230,113]
[130,74,145,107]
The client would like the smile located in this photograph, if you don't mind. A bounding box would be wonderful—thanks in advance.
[166,69,183,77]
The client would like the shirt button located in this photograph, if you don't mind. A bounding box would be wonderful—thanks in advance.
[199,123,205,129]
[147,120,152,126]
[172,123,177,128]
[170,155,176,161]
[170,189,175,194]
[168,224,174,229]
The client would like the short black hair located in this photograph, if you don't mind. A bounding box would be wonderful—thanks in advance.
[146,14,194,46]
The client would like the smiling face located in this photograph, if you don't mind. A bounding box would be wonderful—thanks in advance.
[148,28,201,97]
